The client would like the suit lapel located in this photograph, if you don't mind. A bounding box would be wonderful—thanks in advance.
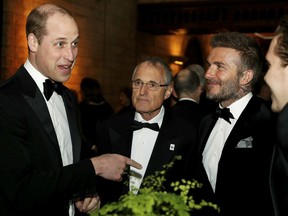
[109,114,134,157]
[144,112,182,177]
[199,115,218,155]
[222,96,259,152]
[62,90,81,162]
[18,67,61,155]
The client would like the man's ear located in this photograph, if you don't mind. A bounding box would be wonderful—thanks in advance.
[240,70,254,86]
[171,88,178,99]
[27,33,38,53]
[164,85,173,100]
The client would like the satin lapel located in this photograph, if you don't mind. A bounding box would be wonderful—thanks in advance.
[222,96,259,152]
[61,90,81,162]
[199,115,218,155]
[19,68,60,153]
[109,119,133,157]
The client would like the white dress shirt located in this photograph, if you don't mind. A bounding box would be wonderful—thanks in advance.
[24,59,74,216]
[178,97,198,103]
[202,93,252,192]
[129,106,164,194]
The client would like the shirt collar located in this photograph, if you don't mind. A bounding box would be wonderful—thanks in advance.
[134,105,165,128]
[178,98,198,103]
[221,92,252,120]
[24,59,49,94]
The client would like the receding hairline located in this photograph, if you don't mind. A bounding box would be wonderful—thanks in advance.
[31,3,75,22]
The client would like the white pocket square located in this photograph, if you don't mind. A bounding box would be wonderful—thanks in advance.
[236,136,253,148]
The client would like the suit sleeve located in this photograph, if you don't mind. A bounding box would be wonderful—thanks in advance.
[0,128,97,210]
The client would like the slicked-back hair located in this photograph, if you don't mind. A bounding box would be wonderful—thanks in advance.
[210,32,263,87]
[174,69,200,96]
[132,56,173,86]
[275,14,288,67]
[26,4,74,45]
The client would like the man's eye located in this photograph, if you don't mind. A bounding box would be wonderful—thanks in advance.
[56,42,63,47]
[72,41,78,47]
[216,64,225,70]
[135,81,142,85]
[148,82,157,88]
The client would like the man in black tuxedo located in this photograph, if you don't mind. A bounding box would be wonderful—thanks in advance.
[189,32,275,216]
[0,4,141,216]
[172,67,204,124]
[96,56,198,204]
[264,14,288,216]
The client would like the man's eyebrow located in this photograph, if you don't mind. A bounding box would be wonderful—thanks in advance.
[55,35,79,42]
[212,61,226,67]
[73,36,80,42]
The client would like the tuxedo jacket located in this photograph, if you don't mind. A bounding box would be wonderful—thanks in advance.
[191,95,275,216]
[96,108,198,203]
[270,104,288,216]
[172,99,204,124]
[0,65,97,216]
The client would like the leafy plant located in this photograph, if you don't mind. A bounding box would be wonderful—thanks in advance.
[90,156,219,216]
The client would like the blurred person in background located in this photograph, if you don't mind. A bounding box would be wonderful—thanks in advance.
[115,86,134,114]
[172,68,204,124]
[78,77,114,158]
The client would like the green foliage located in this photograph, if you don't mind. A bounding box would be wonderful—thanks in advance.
[90,156,219,216]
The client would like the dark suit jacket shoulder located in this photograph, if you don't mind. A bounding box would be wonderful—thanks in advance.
[270,104,288,216]
[172,99,204,124]
[0,66,96,216]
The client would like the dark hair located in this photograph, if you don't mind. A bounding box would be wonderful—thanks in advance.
[26,4,74,44]
[133,56,173,85]
[174,69,200,95]
[120,87,132,98]
[210,32,263,87]
[80,77,102,97]
[274,14,288,67]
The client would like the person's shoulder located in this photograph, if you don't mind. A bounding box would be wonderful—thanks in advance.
[165,108,198,128]
[245,95,276,126]
[0,68,22,90]
[106,109,134,124]
[250,95,273,114]
[0,69,26,99]
[63,87,78,102]
[117,105,135,114]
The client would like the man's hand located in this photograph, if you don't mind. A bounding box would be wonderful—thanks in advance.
[75,195,101,213]
[91,154,142,181]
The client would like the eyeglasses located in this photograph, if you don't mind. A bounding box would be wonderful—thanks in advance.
[131,80,169,91]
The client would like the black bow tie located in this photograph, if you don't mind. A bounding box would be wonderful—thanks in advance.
[43,79,64,101]
[131,120,160,131]
[215,107,235,124]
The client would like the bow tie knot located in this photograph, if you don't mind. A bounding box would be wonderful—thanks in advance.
[215,107,234,124]
[43,79,64,101]
[131,120,160,131]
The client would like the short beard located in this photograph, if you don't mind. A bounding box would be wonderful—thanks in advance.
[206,77,242,104]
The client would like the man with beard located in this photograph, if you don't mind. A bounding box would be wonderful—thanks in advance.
[188,32,275,216]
